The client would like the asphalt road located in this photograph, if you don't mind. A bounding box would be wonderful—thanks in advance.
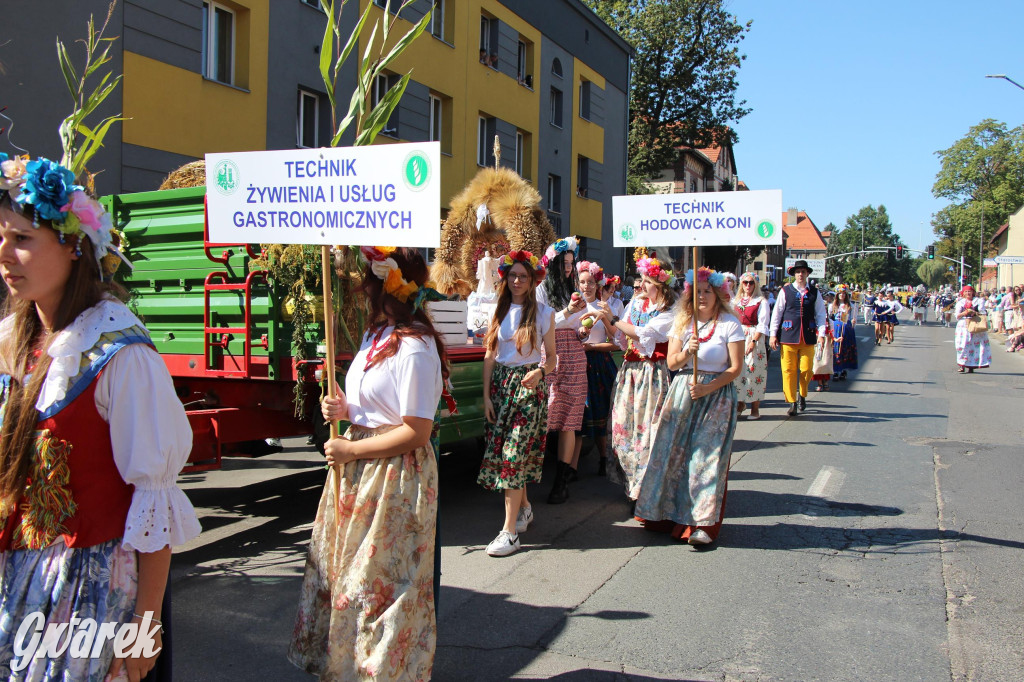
[169,315,1024,681]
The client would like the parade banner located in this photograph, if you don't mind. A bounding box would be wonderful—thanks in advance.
[205,142,441,247]
[785,257,825,279]
[612,189,783,247]
[994,255,1024,264]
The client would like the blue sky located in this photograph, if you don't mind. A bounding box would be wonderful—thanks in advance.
[728,0,1024,253]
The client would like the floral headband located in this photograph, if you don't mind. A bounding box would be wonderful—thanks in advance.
[541,236,579,267]
[498,249,546,283]
[360,245,446,311]
[683,267,725,293]
[576,260,604,282]
[1,154,129,277]
[604,275,621,288]
[740,272,759,284]
[636,257,676,286]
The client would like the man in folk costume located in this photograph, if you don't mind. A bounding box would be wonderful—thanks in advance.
[768,260,827,416]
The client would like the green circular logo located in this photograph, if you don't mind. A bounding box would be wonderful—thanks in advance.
[213,159,239,196]
[619,223,636,242]
[757,220,775,239]
[403,151,431,191]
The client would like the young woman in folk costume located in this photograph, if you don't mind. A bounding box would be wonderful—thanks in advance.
[635,267,744,546]
[953,284,991,374]
[812,291,837,392]
[290,247,448,681]
[732,272,769,420]
[596,256,677,505]
[0,154,201,681]
[535,237,588,504]
[575,263,623,476]
[476,251,555,557]
[830,284,859,381]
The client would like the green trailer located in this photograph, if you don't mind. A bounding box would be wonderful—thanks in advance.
[105,186,487,470]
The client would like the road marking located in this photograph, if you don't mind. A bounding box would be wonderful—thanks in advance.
[802,465,846,518]
[859,336,873,343]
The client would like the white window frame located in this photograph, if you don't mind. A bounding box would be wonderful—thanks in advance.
[431,0,445,40]
[550,87,563,128]
[480,16,491,54]
[371,74,398,136]
[547,174,560,213]
[517,41,527,81]
[202,2,236,85]
[515,131,524,176]
[297,89,319,149]
[477,116,488,167]
[429,94,442,143]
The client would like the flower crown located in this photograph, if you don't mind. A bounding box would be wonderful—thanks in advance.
[576,260,604,282]
[498,250,546,283]
[1,154,129,277]
[360,245,446,311]
[604,275,621,288]
[683,267,725,292]
[636,257,676,286]
[541,236,579,267]
[740,272,759,285]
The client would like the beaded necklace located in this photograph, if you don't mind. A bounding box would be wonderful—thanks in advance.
[695,317,717,343]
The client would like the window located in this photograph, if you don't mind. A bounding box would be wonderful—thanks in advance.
[579,79,592,120]
[551,58,563,79]
[517,41,526,81]
[515,132,524,176]
[477,116,497,167]
[547,174,561,213]
[429,95,442,143]
[297,90,319,148]
[577,156,589,197]
[202,2,235,84]
[430,0,445,40]
[371,74,399,136]
[479,15,498,68]
[301,0,323,9]
[550,87,563,128]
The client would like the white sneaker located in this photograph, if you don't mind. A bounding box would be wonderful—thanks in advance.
[486,530,521,557]
[687,529,712,545]
[515,505,534,534]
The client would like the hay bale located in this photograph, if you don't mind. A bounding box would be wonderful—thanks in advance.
[159,160,206,190]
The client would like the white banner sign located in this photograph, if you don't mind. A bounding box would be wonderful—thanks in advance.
[205,142,441,247]
[994,255,1024,264]
[983,258,998,267]
[785,258,826,279]
[612,189,783,247]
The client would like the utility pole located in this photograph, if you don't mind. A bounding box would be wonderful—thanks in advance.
[980,200,984,289]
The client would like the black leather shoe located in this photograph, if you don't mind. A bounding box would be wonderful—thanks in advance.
[787,402,798,416]
[799,396,806,411]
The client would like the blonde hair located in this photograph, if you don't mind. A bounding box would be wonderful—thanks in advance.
[672,282,736,337]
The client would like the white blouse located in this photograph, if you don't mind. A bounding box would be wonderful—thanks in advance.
[4,297,202,554]
[733,297,770,335]
[626,297,677,357]
[493,302,555,366]
[955,297,986,316]
[584,297,625,345]
[536,284,586,330]
[670,313,746,373]
[345,326,443,428]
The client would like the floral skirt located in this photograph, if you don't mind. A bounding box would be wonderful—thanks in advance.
[832,320,859,372]
[635,372,737,530]
[289,424,438,682]
[478,363,548,490]
[547,329,587,432]
[954,321,991,368]
[0,538,138,682]
[580,350,618,438]
[734,326,767,402]
[607,359,671,500]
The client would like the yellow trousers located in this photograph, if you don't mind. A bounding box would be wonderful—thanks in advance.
[780,343,816,403]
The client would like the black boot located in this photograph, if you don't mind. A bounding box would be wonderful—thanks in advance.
[799,395,807,411]
[787,402,798,416]
[547,461,570,504]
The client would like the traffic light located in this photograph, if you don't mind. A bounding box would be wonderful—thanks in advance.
[895,245,904,260]
[927,245,935,260]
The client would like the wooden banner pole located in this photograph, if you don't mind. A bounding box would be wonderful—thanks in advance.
[692,245,699,385]
[321,245,340,496]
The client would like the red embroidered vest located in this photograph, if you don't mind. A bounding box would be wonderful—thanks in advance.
[738,302,760,327]
[0,326,151,551]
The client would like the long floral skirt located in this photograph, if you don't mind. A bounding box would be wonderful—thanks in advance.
[636,372,737,542]
[607,358,671,501]
[954,321,991,368]
[478,363,548,490]
[547,329,587,432]
[832,319,859,372]
[734,326,767,402]
[580,350,618,438]
[289,424,439,682]
[0,538,138,682]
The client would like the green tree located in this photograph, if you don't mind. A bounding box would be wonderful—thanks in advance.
[824,205,910,286]
[583,0,751,192]
[932,119,1024,278]
[916,259,950,290]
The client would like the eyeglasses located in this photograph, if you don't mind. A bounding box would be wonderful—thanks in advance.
[508,273,530,282]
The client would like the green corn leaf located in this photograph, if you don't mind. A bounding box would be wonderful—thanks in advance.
[57,40,79,100]
[337,1,373,81]
[356,72,409,146]
[375,7,431,76]
[318,0,335,109]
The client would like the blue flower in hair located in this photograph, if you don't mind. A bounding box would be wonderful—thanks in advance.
[17,158,80,222]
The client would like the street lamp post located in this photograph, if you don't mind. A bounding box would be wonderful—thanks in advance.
[986,74,1024,91]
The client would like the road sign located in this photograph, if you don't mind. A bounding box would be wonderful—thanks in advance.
[784,257,825,279]
[994,256,1024,264]
[984,258,998,267]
